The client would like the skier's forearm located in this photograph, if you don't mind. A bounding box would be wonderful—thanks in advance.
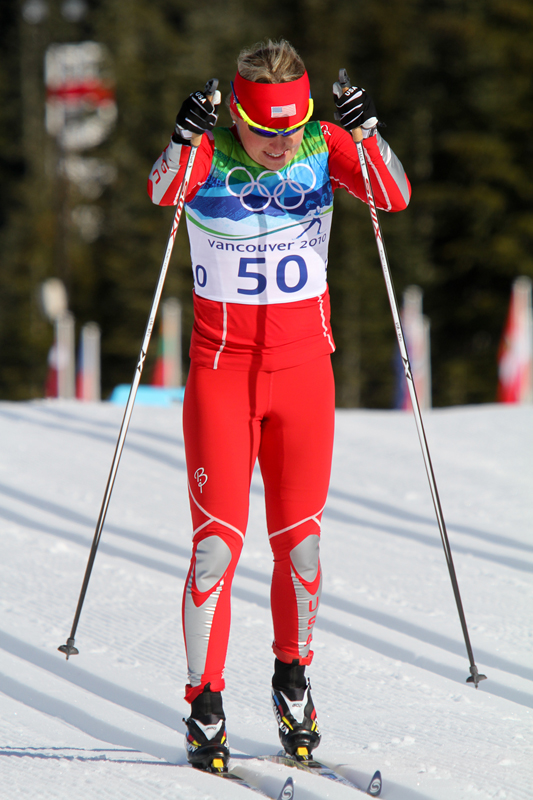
[148,135,214,206]
[148,140,191,206]
[326,122,410,212]
[362,133,411,211]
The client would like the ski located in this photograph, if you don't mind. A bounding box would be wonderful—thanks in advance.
[262,752,382,797]
[206,766,295,799]
[277,776,295,800]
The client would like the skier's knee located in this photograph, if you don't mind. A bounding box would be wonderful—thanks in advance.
[289,534,320,583]
[193,535,234,593]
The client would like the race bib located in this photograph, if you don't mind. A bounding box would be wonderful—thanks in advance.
[185,124,334,305]
[188,212,332,305]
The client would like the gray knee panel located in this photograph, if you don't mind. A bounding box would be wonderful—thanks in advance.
[290,534,320,583]
[194,535,232,593]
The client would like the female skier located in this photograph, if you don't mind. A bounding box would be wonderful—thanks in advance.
[148,39,411,772]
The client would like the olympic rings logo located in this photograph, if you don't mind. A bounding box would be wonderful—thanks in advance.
[225,163,317,212]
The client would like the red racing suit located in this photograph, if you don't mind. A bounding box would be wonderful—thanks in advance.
[149,121,410,702]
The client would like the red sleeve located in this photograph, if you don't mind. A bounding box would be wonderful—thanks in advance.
[147,133,215,206]
[321,121,411,212]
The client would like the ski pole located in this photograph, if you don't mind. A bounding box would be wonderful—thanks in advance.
[58,79,220,660]
[335,69,486,688]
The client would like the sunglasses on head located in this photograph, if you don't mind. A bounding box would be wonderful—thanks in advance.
[231,82,313,138]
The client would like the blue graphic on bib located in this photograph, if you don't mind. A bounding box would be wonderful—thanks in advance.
[186,123,333,237]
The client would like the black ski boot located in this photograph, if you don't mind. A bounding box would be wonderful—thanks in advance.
[271,659,320,760]
[184,684,229,772]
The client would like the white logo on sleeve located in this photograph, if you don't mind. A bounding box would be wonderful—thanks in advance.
[194,468,208,493]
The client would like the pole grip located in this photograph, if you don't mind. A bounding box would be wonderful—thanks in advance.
[333,69,363,142]
[190,78,220,147]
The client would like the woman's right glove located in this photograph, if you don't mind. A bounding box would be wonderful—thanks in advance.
[333,84,378,136]
[173,90,219,144]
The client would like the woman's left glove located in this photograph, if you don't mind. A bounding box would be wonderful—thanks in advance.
[333,85,378,136]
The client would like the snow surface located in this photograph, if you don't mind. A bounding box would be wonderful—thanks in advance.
[0,399,531,799]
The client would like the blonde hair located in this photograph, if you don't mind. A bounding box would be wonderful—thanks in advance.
[236,39,305,84]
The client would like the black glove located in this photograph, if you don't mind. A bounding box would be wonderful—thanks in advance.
[333,85,377,132]
[173,91,218,143]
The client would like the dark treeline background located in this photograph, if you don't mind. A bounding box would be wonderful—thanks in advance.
[1,0,532,406]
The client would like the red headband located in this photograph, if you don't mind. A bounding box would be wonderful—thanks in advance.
[230,71,311,129]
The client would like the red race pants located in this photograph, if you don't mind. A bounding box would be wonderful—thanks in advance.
[182,355,335,702]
